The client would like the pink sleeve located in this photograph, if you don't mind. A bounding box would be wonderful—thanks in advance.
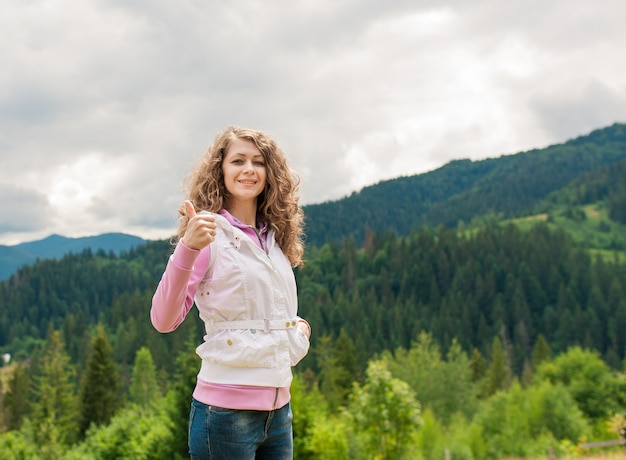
[150,241,210,333]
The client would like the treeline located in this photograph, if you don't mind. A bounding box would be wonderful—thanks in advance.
[298,222,626,374]
[0,242,204,381]
[1,323,625,458]
[2,221,625,378]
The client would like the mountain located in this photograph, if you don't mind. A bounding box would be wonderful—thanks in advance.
[3,123,624,280]
[0,233,148,280]
[1,122,625,376]
[303,122,626,248]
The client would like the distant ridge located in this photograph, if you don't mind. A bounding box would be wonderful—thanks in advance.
[3,123,625,278]
[0,233,147,280]
[303,122,626,247]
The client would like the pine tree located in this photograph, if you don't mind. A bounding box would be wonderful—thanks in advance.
[314,327,363,409]
[78,325,122,437]
[129,347,161,407]
[31,330,80,447]
[531,334,552,371]
[483,336,512,397]
[2,362,30,430]
[316,335,344,410]
[469,347,487,384]
[166,334,202,458]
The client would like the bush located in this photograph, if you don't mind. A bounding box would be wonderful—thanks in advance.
[473,381,590,459]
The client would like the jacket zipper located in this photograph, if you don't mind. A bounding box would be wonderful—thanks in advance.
[251,226,269,256]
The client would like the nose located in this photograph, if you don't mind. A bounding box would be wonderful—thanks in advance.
[243,160,254,173]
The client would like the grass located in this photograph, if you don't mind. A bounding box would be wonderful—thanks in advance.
[506,201,626,260]
[500,449,624,460]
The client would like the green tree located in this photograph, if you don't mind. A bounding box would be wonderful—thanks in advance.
[534,346,619,423]
[64,404,176,460]
[316,329,359,410]
[165,335,201,459]
[30,330,79,448]
[531,334,552,370]
[78,325,123,437]
[347,359,421,459]
[2,363,30,430]
[290,373,336,459]
[0,429,39,459]
[473,380,589,459]
[414,408,445,460]
[129,347,161,407]
[483,336,512,397]
[469,347,488,383]
[385,332,478,423]
[316,334,346,410]
[307,413,351,460]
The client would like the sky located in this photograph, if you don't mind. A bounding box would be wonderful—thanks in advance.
[1,0,626,245]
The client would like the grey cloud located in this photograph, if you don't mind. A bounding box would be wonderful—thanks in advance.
[2,0,626,244]
[0,86,63,125]
[0,184,51,232]
[531,81,626,142]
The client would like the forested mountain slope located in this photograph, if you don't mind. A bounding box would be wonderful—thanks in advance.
[304,122,626,248]
[537,155,626,225]
[1,122,626,368]
[1,218,624,377]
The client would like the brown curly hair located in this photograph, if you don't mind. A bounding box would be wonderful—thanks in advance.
[177,126,305,267]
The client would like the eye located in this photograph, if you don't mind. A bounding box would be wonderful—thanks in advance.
[254,160,266,166]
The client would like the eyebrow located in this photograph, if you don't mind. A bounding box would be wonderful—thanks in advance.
[230,152,264,158]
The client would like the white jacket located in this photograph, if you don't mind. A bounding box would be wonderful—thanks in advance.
[194,213,309,388]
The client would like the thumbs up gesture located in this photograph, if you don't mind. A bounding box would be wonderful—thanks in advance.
[181,200,218,250]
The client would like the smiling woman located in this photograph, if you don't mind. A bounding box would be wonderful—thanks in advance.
[151,126,311,460]
[220,137,268,223]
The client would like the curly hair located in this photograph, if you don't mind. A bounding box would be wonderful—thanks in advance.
[177,126,305,267]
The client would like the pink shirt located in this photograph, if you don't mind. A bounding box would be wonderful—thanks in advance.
[151,209,290,410]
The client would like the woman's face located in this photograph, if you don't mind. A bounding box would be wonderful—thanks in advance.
[222,137,267,205]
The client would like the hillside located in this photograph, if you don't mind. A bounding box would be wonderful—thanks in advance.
[2,123,624,280]
[0,233,148,280]
[2,124,626,460]
[303,122,626,248]
[523,155,626,254]
[1,122,625,365]
[0,122,624,350]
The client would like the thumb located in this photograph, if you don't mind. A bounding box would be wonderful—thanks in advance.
[184,200,197,218]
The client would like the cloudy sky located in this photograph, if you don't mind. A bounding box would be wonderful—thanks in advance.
[1,0,625,245]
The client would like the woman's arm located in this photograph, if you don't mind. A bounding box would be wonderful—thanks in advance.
[152,201,217,333]
[150,242,209,332]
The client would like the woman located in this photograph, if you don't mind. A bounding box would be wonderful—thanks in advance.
[151,126,311,459]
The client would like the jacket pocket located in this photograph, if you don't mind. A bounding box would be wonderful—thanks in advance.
[289,329,310,366]
[198,329,288,368]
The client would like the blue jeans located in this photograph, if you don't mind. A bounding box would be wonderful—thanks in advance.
[188,398,293,460]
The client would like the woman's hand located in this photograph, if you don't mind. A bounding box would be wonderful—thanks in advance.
[181,200,218,250]
[297,319,311,339]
